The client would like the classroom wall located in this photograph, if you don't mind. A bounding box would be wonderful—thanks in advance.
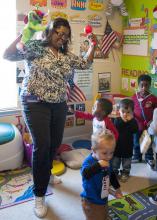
[121,0,157,97]
[0,0,122,140]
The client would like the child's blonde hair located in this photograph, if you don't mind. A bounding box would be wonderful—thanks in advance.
[91,130,116,150]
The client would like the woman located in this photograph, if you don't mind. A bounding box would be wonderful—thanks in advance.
[3,18,95,218]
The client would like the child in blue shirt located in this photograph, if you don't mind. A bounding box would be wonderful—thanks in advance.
[81,130,123,220]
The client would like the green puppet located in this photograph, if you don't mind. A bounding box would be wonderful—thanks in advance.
[17,9,47,50]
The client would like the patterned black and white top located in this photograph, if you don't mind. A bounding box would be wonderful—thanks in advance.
[5,40,91,103]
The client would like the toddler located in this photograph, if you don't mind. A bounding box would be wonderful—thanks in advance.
[81,131,123,220]
[112,99,138,182]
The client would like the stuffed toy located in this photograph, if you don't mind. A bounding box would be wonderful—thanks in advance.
[105,0,128,17]
[150,6,157,74]
[17,9,47,50]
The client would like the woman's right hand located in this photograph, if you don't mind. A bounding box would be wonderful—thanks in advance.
[98,160,109,167]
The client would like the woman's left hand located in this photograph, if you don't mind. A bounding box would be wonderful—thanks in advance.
[87,33,97,46]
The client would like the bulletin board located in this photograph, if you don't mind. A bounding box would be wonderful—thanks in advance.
[121,0,157,97]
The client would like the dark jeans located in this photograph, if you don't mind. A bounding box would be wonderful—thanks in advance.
[133,131,154,161]
[22,101,68,196]
[112,157,131,174]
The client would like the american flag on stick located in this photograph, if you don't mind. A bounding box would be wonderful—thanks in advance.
[101,21,117,55]
[67,69,86,103]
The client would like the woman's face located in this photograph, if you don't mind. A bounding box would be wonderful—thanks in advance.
[50,26,70,50]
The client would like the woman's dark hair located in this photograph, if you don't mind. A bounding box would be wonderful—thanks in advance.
[119,98,134,111]
[97,98,113,116]
[138,74,151,85]
[42,17,71,54]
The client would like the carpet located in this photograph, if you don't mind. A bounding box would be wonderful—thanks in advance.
[109,184,157,220]
[0,166,53,209]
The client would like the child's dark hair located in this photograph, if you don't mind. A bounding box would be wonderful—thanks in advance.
[119,98,134,111]
[138,74,151,85]
[97,98,113,115]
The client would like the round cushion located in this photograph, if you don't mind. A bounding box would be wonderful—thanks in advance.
[0,123,15,145]
[57,144,72,155]
[72,139,91,150]
[51,160,65,176]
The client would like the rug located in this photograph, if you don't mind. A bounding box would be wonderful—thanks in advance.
[0,166,53,209]
[109,184,157,220]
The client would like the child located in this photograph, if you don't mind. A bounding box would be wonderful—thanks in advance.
[132,74,157,169]
[81,131,123,220]
[112,99,138,182]
[148,108,157,204]
[70,98,119,140]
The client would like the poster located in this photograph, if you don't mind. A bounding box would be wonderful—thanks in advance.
[98,72,111,93]
[80,34,107,59]
[123,28,148,56]
[74,67,93,100]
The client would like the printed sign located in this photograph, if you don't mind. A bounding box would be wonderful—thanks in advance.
[51,0,67,9]
[88,14,102,27]
[71,0,87,11]
[88,0,104,11]
[30,0,47,7]
[123,28,148,56]
[51,11,68,20]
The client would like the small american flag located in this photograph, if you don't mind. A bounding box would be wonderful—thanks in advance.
[101,21,117,55]
[67,69,86,103]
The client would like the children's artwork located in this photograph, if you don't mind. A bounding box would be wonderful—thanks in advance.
[65,117,74,128]
[51,11,68,20]
[30,0,47,7]
[51,0,67,9]
[123,28,148,56]
[69,14,86,24]
[98,72,111,93]
[71,0,87,11]
[88,14,102,27]
[80,34,107,59]
[88,0,104,11]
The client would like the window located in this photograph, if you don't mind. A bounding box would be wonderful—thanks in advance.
[0,1,17,110]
